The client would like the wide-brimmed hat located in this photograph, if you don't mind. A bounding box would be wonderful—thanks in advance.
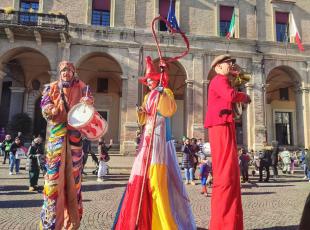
[211,54,236,68]
[138,56,169,87]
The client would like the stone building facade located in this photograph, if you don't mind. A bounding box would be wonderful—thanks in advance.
[0,0,309,153]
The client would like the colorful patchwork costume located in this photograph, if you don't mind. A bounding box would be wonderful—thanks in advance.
[113,57,196,230]
[40,61,93,230]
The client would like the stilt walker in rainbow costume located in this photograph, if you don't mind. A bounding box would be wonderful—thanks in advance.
[113,14,195,230]
[40,61,94,229]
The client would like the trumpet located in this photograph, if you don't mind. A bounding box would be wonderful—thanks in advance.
[229,65,251,119]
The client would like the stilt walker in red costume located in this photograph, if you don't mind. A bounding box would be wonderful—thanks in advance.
[204,54,251,230]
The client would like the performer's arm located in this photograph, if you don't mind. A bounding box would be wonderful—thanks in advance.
[214,77,249,103]
[157,88,177,117]
[41,85,58,121]
[80,84,94,105]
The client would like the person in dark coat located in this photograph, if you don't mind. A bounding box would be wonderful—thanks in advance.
[271,142,279,178]
[259,147,272,182]
[182,138,195,185]
[28,137,44,191]
[82,137,91,175]
[9,137,23,175]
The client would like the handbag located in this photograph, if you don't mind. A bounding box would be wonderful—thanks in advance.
[15,148,26,159]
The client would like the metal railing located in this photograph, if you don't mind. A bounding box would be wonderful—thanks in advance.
[0,9,69,32]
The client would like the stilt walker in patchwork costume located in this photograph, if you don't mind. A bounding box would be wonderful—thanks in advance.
[40,61,94,229]
[113,14,195,230]
[204,54,251,230]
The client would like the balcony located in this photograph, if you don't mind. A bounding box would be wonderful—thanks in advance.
[0,9,69,43]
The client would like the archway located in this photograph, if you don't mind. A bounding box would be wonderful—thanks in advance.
[266,66,302,146]
[76,52,123,144]
[33,97,47,138]
[0,47,51,133]
[152,59,187,143]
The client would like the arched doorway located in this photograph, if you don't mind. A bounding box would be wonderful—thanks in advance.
[33,97,47,138]
[76,52,123,144]
[152,59,187,142]
[266,66,301,146]
[0,47,51,134]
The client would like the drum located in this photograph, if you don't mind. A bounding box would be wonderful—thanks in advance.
[68,103,108,141]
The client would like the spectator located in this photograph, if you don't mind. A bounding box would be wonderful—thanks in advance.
[190,138,199,179]
[182,138,195,185]
[1,134,12,164]
[239,148,250,183]
[9,137,23,175]
[28,137,44,191]
[97,138,112,182]
[258,144,271,182]
[82,137,91,175]
[280,148,291,174]
[304,149,310,182]
[271,142,279,178]
[301,149,308,180]
[199,157,211,196]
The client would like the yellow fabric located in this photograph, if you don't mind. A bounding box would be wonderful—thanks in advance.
[158,88,177,117]
[149,164,177,230]
[137,88,177,125]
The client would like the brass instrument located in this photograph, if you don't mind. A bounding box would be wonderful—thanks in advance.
[229,65,251,119]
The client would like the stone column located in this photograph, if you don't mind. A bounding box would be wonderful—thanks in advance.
[295,84,309,147]
[192,54,204,140]
[9,87,25,120]
[58,43,71,62]
[202,80,210,141]
[0,70,6,104]
[251,56,266,150]
[120,49,139,155]
[185,79,194,138]
[244,83,254,150]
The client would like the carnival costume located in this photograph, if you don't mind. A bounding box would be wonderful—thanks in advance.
[113,56,196,230]
[40,61,93,230]
[205,54,250,230]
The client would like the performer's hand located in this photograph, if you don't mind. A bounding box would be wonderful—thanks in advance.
[136,105,146,113]
[156,86,164,93]
[244,95,251,104]
[80,96,93,105]
[109,139,113,145]
[51,107,58,115]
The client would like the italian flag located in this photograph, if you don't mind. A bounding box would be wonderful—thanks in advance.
[226,10,235,39]
[289,13,304,51]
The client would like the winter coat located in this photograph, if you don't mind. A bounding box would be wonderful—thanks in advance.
[259,150,272,167]
[28,143,44,171]
[182,144,195,169]
[1,140,12,152]
[271,147,279,165]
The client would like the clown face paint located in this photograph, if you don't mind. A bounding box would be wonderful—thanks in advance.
[147,78,158,90]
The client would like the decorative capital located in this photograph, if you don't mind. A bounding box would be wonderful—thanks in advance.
[10,87,25,93]
[185,79,194,85]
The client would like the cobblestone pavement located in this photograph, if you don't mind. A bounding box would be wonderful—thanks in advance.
[0,162,309,230]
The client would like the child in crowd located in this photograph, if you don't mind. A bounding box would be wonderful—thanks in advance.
[199,156,211,196]
[97,138,113,182]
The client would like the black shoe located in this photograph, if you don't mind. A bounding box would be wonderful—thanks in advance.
[258,179,263,182]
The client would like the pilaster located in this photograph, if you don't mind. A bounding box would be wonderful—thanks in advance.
[185,79,194,138]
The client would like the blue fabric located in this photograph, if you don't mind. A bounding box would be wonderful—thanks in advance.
[165,117,172,141]
[201,177,207,186]
[167,0,180,31]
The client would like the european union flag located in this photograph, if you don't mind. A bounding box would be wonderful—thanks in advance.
[167,0,180,31]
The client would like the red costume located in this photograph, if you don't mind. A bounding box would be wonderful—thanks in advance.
[204,74,248,230]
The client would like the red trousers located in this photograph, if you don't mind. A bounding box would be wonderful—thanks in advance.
[208,123,243,230]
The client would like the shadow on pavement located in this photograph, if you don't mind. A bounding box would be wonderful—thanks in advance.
[253,225,298,230]
[82,183,127,192]
[0,199,42,208]
[0,185,29,191]
[242,191,275,195]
